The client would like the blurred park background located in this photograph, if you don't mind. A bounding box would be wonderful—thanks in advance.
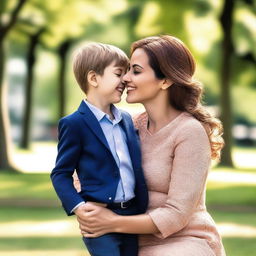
[0,0,256,255]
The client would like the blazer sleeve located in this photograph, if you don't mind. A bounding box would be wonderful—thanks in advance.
[148,121,211,238]
[51,117,84,215]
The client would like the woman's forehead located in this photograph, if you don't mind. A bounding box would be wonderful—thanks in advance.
[130,48,148,65]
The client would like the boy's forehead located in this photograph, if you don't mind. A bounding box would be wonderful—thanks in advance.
[112,64,126,71]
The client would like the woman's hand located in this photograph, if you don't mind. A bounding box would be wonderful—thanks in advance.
[77,202,119,238]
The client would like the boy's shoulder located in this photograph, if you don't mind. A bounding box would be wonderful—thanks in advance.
[118,108,131,119]
[59,110,81,124]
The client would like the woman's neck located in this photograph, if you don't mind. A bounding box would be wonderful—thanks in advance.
[143,94,182,134]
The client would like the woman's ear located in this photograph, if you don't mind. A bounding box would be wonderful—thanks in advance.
[161,78,173,90]
[87,70,98,88]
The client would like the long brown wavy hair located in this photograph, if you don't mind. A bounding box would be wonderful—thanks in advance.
[131,35,224,160]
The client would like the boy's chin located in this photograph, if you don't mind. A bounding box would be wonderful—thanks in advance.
[111,97,122,104]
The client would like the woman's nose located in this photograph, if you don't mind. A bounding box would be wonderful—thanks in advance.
[122,71,130,83]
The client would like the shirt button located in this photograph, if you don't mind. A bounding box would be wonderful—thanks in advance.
[109,197,112,200]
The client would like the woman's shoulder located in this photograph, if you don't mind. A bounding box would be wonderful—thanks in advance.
[177,112,209,139]
[132,111,147,130]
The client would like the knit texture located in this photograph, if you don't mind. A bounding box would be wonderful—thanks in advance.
[134,112,226,256]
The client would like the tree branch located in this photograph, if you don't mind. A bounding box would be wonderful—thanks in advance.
[0,0,27,39]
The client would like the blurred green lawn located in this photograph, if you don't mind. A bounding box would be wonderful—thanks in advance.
[0,145,255,256]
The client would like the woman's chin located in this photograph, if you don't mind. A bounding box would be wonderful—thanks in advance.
[125,94,138,104]
[125,97,136,104]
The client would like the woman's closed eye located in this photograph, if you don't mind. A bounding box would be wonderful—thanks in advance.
[132,68,141,75]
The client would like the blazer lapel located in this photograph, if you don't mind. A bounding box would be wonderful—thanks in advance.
[78,101,111,152]
[120,112,141,168]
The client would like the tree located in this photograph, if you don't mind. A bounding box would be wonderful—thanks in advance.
[15,0,128,147]
[0,0,27,170]
[20,27,45,149]
[219,0,235,166]
[57,39,73,119]
[219,0,256,166]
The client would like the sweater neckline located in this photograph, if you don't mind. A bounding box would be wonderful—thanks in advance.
[142,112,186,136]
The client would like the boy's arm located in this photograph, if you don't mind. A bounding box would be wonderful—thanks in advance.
[51,117,85,216]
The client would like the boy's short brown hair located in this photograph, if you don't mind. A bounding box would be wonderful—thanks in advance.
[72,42,129,93]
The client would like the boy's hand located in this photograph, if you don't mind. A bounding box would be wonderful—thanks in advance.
[77,202,118,237]
[74,202,107,220]
[74,203,87,217]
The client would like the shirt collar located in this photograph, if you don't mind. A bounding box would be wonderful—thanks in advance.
[84,99,122,123]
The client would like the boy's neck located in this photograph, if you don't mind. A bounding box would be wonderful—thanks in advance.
[86,97,114,119]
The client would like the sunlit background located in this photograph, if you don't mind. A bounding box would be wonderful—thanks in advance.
[0,0,256,255]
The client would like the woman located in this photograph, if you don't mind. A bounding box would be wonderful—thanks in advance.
[76,35,226,256]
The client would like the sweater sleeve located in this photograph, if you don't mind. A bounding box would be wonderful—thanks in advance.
[148,120,211,239]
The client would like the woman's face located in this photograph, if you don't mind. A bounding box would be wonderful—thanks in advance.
[123,48,164,104]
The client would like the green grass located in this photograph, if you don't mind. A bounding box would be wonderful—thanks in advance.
[0,144,256,255]
[0,237,84,251]
[0,172,56,199]
[222,238,256,256]
[209,210,256,227]
[206,184,256,207]
[0,207,65,222]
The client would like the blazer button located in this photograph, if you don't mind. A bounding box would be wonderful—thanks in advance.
[109,197,112,200]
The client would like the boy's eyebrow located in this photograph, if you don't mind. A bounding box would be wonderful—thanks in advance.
[114,67,124,72]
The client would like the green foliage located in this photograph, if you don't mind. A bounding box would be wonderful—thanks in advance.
[5,0,256,138]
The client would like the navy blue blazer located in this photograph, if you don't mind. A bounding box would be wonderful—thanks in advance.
[51,101,148,215]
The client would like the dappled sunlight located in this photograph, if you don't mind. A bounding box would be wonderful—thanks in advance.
[208,171,256,185]
[0,181,24,190]
[13,142,57,173]
[30,183,53,192]
[0,219,79,237]
[218,223,256,238]
[0,251,88,256]
[233,151,256,169]
[0,219,255,240]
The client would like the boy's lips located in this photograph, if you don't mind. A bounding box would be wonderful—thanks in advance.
[116,86,124,93]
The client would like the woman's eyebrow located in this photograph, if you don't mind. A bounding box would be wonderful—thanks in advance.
[132,64,143,69]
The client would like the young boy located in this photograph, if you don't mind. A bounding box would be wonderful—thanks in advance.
[51,42,148,256]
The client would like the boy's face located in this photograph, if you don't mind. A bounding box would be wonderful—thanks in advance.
[96,61,126,104]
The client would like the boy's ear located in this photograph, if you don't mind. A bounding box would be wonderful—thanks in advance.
[160,78,173,90]
[87,70,98,88]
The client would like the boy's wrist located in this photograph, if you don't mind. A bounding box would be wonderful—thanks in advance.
[73,202,86,215]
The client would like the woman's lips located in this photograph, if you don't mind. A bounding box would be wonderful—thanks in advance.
[126,86,136,93]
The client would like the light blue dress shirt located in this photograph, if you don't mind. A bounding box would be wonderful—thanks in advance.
[72,100,136,212]
[84,100,135,202]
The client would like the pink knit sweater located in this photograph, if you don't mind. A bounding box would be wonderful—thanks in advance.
[134,112,226,256]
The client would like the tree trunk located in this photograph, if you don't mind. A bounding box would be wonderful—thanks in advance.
[0,0,27,170]
[0,40,14,170]
[219,0,234,167]
[57,40,72,119]
[20,30,43,149]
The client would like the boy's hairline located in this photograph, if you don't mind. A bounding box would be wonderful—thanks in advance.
[72,42,129,93]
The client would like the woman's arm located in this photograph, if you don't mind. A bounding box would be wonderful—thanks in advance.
[78,202,159,238]
[79,120,211,238]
